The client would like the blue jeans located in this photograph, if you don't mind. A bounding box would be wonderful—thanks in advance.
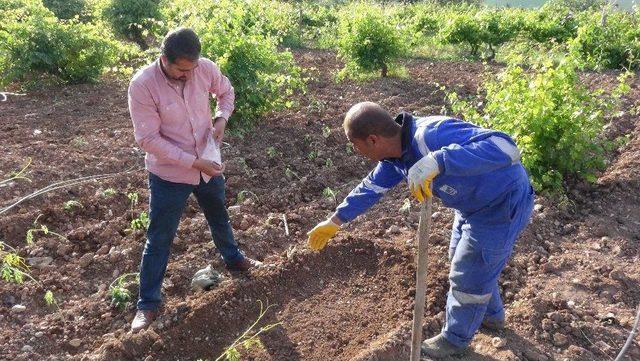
[442,183,534,348]
[137,172,244,311]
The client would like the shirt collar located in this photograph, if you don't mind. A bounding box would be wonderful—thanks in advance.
[382,112,413,162]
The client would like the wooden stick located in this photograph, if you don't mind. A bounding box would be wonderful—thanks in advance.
[282,213,290,236]
[410,196,433,361]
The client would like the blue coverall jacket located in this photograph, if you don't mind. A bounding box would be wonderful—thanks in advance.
[335,112,535,347]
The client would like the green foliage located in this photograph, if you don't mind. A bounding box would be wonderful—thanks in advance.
[0,0,122,87]
[439,11,482,56]
[345,143,354,155]
[1,245,29,284]
[1,241,56,307]
[130,211,150,231]
[102,188,117,198]
[299,2,339,49]
[322,187,337,204]
[284,167,300,180]
[448,57,632,193]
[322,125,331,138]
[103,0,163,49]
[337,2,407,78]
[43,0,87,20]
[0,158,32,186]
[44,290,57,306]
[570,11,640,70]
[520,3,578,44]
[440,8,522,59]
[63,200,83,211]
[546,0,606,11]
[236,190,259,204]
[324,158,333,168]
[266,147,279,158]
[399,198,411,213]
[126,192,149,231]
[25,216,68,245]
[161,0,304,130]
[109,272,139,309]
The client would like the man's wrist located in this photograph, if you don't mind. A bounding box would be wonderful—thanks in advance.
[214,116,227,124]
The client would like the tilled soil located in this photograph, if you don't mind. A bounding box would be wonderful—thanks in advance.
[0,49,638,361]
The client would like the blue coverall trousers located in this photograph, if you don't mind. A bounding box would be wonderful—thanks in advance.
[442,183,535,347]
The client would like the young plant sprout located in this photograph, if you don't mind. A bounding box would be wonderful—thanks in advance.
[0,158,32,186]
[25,215,68,245]
[237,190,260,204]
[1,241,56,307]
[109,272,140,310]
[63,200,83,211]
[216,300,281,361]
[322,125,331,138]
[322,187,337,205]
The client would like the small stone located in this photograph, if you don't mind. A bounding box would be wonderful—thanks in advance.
[69,338,82,347]
[191,265,223,290]
[78,253,93,268]
[96,245,110,255]
[56,244,72,256]
[534,204,544,212]
[21,345,34,352]
[11,304,27,313]
[552,333,568,347]
[492,336,507,348]
[35,332,44,338]
[609,269,626,281]
[26,256,53,269]
[228,205,242,215]
[386,225,400,235]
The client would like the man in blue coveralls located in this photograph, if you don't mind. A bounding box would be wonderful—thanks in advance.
[307,102,535,358]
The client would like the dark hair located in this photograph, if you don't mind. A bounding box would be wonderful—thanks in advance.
[344,102,400,140]
[161,28,201,63]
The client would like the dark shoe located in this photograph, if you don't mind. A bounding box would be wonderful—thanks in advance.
[421,334,468,358]
[131,309,158,332]
[481,318,505,331]
[225,257,263,272]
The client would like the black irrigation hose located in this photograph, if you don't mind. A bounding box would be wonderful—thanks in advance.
[0,167,143,216]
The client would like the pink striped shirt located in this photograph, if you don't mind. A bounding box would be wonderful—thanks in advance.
[128,58,234,185]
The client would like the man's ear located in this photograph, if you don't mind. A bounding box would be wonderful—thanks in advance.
[367,134,378,146]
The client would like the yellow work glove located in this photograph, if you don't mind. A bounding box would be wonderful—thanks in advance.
[307,218,340,251]
[408,153,439,202]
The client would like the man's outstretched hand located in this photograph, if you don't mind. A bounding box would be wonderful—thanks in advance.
[307,218,341,251]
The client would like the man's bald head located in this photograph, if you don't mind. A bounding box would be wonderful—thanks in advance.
[343,102,400,140]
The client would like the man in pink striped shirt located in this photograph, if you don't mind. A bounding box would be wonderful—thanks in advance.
[128,28,262,332]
